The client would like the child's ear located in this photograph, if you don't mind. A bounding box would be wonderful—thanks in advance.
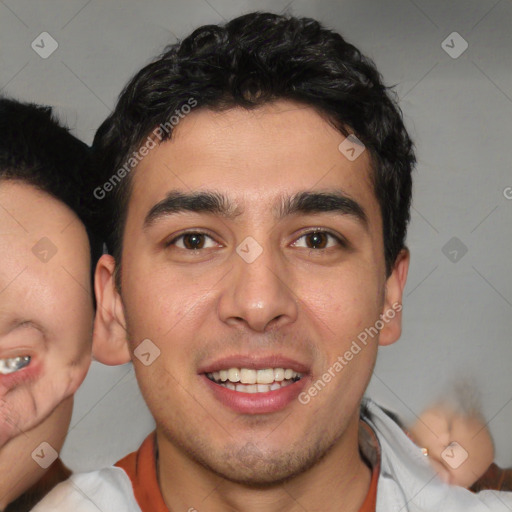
[379,248,410,346]
[92,254,131,365]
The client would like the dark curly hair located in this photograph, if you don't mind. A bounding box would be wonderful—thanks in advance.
[93,11,415,277]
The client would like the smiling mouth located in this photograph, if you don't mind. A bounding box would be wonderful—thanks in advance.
[0,356,31,375]
[206,367,302,393]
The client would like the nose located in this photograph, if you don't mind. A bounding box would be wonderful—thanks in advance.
[217,243,299,332]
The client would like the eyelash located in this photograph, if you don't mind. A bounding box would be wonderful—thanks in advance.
[165,229,347,251]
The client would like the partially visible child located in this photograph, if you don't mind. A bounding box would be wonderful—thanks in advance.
[387,381,511,492]
[0,97,102,511]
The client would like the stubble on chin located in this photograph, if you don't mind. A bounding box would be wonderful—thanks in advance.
[159,419,348,487]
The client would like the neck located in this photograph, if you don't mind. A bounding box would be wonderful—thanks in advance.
[157,416,373,512]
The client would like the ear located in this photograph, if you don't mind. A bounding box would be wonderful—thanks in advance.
[92,254,131,365]
[378,248,410,347]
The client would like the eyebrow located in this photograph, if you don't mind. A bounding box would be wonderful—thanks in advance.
[276,191,367,227]
[144,191,242,228]
[143,190,368,229]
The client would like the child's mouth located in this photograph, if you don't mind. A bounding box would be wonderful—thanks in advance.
[0,355,31,375]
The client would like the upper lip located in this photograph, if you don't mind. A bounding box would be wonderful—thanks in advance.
[198,354,311,374]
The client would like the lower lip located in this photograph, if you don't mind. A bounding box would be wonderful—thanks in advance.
[202,374,308,414]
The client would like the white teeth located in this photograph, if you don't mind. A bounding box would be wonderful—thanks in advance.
[227,368,240,382]
[207,366,303,393]
[240,368,257,384]
[256,368,274,384]
[209,367,302,385]
[0,355,31,375]
[236,383,257,393]
[274,368,285,381]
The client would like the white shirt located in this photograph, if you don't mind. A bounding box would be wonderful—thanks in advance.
[32,397,512,511]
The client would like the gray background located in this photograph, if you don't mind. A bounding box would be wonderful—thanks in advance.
[1,0,511,470]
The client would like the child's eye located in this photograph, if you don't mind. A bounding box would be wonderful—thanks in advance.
[0,355,31,375]
[166,232,219,250]
[292,230,346,250]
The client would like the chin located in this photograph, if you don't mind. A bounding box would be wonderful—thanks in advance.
[211,460,308,487]
[197,435,333,487]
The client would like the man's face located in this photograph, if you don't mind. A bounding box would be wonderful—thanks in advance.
[100,101,407,484]
[0,181,93,447]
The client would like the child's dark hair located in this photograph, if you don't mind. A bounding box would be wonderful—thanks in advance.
[0,97,103,294]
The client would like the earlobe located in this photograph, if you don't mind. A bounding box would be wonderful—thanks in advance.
[92,254,132,365]
[378,248,410,347]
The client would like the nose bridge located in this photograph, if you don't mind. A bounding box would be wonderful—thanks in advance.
[218,238,298,331]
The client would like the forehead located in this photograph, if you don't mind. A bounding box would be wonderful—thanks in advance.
[0,180,90,264]
[0,180,77,230]
[128,101,380,227]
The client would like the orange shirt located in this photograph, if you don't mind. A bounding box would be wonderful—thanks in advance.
[116,434,168,512]
[471,463,512,493]
[116,431,379,512]
[360,455,379,512]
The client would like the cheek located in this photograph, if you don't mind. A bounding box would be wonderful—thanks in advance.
[296,266,383,339]
[123,260,218,340]
[44,276,94,346]
[288,269,382,402]
[28,274,94,392]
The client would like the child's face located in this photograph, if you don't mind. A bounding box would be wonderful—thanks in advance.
[0,396,73,508]
[409,406,495,488]
[0,181,93,448]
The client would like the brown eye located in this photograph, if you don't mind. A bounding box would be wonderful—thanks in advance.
[182,233,206,250]
[166,232,218,250]
[305,232,328,249]
[293,230,345,250]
